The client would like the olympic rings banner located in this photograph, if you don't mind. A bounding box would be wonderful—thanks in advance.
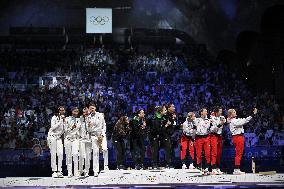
[86,8,112,33]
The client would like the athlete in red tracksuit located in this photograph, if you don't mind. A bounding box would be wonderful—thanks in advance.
[181,112,196,170]
[195,108,211,174]
[227,108,257,175]
[209,107,226,175]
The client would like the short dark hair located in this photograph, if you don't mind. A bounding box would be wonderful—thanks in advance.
[119,116,128,124]
[57,106,65,114]
[58,106,65,110]
[166,103,174,109]
[155,105,166,113]
[71,106,79,111]
[135,109,144,116]
[213,106,222,113]
[89,102,96,108]
[199,108,207,114]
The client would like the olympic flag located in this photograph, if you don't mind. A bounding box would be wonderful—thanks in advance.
[86,8,112,33]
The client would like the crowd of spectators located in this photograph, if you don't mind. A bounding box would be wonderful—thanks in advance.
[0,47,283,154]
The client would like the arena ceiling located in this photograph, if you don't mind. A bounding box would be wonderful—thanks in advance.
[0,0,283,54]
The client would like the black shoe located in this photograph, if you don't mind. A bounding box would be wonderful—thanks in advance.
[135,164,141,170]
[165,164,170,169]
[196,164,202,170]
[117,165,125,170]
[152,164,158,170]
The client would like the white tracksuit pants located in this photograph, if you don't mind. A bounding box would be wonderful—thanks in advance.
[79,140,92,174]
[91,136,108,174]
[47,135,63,172]
[64,139,80,176]
[102,136,108,168]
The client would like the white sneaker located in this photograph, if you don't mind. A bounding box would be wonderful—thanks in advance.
[182,164,187,169]
[94,172,99,177]
[211,169,219,175]
[84,172,89,177]
[199,170,204,174]
[52,172,58,178]
[203,168,209,175]
[57,172,64,178]
[188,163,195,170]
[68,173,73,178]
[196,167,204,174]
[104,166,109,171]
[217,168,223,175]
[74,172,81,177]
[233,169,245,175]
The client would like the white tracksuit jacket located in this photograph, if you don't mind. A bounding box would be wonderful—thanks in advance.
[210,115,225,135]
[182,119,196,138]
[195,117,211,136]
[228,116,252,135]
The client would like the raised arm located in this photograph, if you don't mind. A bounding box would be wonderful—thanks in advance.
[232,116,252,127]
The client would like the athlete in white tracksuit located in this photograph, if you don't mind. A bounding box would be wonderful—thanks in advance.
[101,114,108,170]
[227,108,257,175]
[65,107,81,177]
[195,108,211,174]
[209,107,226,175]
[79,108,92,177]
[181,112,196,170]
[88,104,108,177]
[47,106,66,178]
